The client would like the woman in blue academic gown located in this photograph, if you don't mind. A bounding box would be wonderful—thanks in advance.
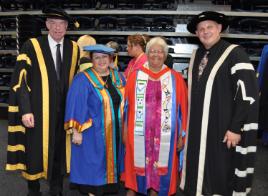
[64,44,125,195]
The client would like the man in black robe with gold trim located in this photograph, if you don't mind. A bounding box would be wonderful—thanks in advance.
[180,11,259,196]
[6,7,79,196]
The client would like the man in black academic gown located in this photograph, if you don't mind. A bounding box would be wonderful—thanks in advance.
[6,7,79,196]
[180,11,259,196]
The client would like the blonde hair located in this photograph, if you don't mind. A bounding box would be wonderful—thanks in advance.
[106,41,119,53]
[77,35,96,58]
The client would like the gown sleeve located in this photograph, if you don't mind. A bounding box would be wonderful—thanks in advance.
[229,47,259,195]
[229,47,259,133]
[10,40,33,116]
[64,72,93,133]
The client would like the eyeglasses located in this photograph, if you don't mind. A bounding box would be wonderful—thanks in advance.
[92,55,109,61]
[149,49,164,54]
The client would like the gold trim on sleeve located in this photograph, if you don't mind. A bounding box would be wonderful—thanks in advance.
[8,106,19,113]
[17,54,32,66]
[6,163,26,171]
[8,125,26,133]
[12,69,31,92]
[7,144,25,152]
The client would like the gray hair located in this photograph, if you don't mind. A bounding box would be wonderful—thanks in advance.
[145,37,168,58]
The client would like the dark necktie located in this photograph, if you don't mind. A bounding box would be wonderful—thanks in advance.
[56,43,62,79]
[198,51,209,80]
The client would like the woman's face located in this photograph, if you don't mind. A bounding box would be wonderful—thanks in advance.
[127,41,142,58]
[92,53,111,75]
[148,44,165,71]
[127,41,135,57]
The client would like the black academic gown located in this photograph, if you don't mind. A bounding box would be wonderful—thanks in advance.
[180,40,259,196]
[6,36,79,181]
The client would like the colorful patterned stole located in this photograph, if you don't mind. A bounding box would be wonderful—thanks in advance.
[134,65,173,175]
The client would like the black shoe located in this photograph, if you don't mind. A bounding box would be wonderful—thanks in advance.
[27,191,42,196]
[50,192,62,196]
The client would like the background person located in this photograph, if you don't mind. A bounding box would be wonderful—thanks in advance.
[106,40,120,69]
[77,34,96,72]
[124,34,149,79]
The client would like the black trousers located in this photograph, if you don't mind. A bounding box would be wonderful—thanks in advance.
[49,111,65,195]
[27,150,63,195]
[27,180,41,196]
[27,115,64,195]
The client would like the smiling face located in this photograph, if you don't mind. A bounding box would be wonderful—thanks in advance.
[46,18,68,43]
[148,44,166,73]
[196,20,222,49]
[92,53,112,76]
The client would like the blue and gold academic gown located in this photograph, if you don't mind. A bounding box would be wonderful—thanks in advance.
[64,68,125,188]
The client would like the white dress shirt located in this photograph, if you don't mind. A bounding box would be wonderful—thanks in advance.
[47,34,64,70]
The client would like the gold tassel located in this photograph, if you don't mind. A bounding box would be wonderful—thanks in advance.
[114,54,118,69]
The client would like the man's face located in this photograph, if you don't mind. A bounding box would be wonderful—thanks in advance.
[46,18,68,43]
[196,20,222,49]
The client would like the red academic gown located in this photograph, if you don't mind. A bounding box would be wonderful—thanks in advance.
[124,65,188,196]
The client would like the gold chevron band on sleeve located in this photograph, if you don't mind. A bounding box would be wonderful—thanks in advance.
[17,54,32,66]
[8,125,26,133]
[12,69,31,92]
[7,144,25,152]
[6,163,26,171]
[8,105,19,112]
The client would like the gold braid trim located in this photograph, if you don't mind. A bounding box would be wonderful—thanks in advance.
[22,171,45,180]
[8,105,19,112]
[17,54,32,66]
[8,125,25,133]
[7,144,25,152]
[12,69,31,92]
[69,41,78,85]
[6,163,26,171]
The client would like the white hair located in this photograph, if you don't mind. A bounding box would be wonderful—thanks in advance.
[145,37,168,57]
